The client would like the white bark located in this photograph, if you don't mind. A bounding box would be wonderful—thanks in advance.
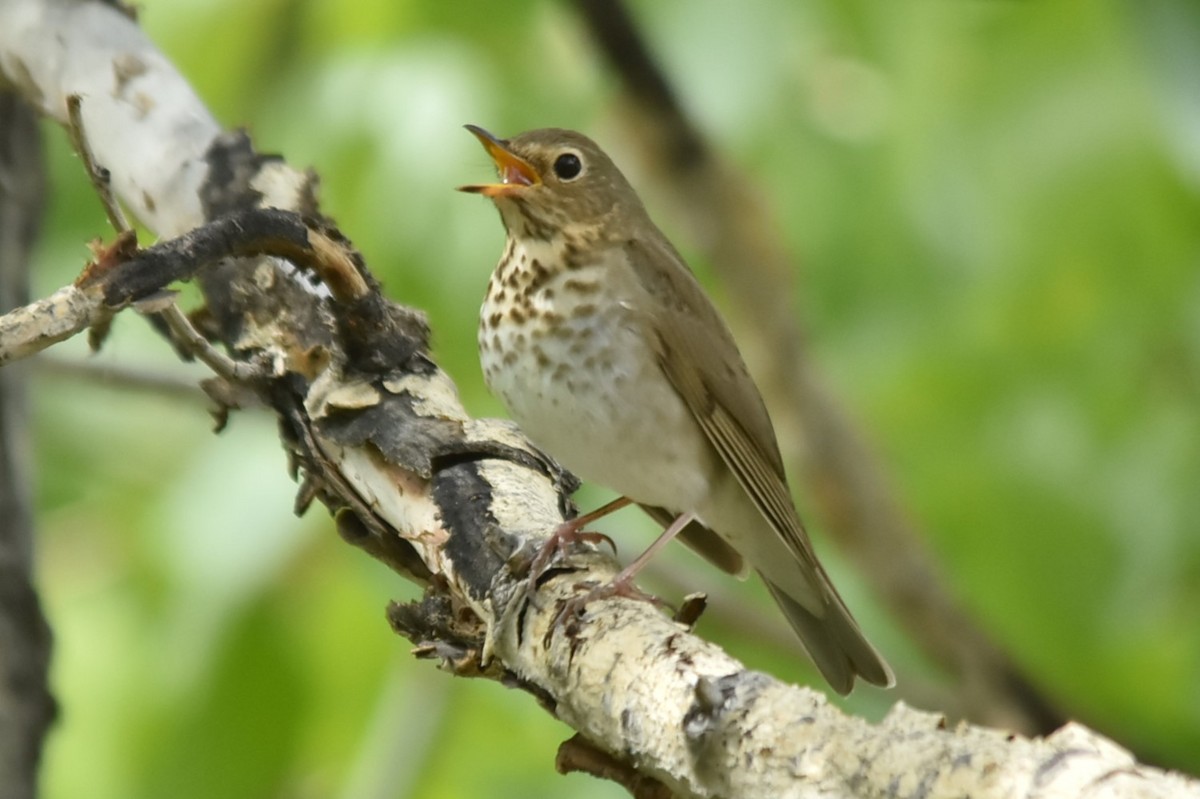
[501,572,1198,798]
[0,0,214,235]
[0,1,1196,797]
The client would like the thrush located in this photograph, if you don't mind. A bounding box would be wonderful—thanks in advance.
[459,125,892,694]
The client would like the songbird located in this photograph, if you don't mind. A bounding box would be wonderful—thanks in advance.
[459,125,892,693]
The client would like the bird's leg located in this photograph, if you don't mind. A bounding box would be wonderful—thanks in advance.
[528,496,632,582]
[608,510,696,587]
[553,511,698,628]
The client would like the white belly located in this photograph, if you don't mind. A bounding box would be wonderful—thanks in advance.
[479,250,715,512]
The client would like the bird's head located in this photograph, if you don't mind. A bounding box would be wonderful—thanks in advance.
[458,126,643,239]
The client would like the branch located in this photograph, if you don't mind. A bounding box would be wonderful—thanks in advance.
[1,1,1195,796]
[32,354,207,401]
[0,208,365,366]
[574,0,1062,734]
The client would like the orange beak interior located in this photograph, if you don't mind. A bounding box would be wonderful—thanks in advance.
[457,125,540,197]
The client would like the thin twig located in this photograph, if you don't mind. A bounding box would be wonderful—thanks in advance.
[32,353,205,400]
[155,302,262,382]
[67,93,129,232]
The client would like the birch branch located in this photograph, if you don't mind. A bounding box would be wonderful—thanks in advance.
[0,1,1196,797]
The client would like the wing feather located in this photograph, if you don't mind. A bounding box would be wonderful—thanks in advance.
[618,233,893,691]
[621,235,818,571]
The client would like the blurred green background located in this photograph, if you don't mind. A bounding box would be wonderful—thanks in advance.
[24,0,1200,796]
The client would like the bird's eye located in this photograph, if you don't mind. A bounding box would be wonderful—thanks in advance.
[553,152,583,181]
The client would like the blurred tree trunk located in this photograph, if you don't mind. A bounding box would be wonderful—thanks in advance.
[0,90,56,799]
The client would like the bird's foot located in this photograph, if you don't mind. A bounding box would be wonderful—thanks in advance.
[526,497,632,588]
[548,573,671,640]
[529,501,690,645]
[526,519,617,587]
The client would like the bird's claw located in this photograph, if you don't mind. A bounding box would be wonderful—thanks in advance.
[549,575,672,635]
[527,518,617,588]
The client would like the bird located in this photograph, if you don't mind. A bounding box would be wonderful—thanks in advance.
[458,125,892,694]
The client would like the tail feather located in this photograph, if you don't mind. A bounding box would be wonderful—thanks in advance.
[761,575,894,695]
[638,504,748,577]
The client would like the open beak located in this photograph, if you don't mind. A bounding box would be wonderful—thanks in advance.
[457,125,540,197]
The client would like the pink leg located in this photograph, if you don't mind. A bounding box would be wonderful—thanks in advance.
[528,496,634,580]
[566,496,633,532]
[608,510,696,586]
[553,511,698,627]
